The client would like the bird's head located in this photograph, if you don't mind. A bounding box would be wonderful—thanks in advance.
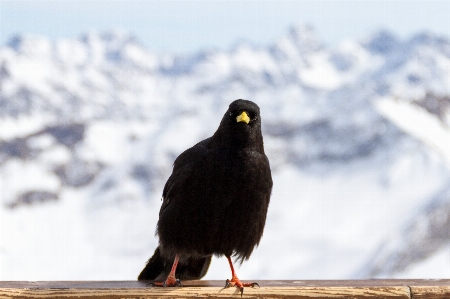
[214,99,264,152]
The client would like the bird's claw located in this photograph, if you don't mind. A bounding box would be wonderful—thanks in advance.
[224,279,233,288]
[164,279,182,287]
[223,278,259,297]
[149,278,182,287]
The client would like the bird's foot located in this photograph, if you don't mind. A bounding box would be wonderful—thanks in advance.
[150,276,182,287]
[223,275,259,297]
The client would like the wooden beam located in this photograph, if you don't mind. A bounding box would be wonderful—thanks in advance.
[0,280,449,299]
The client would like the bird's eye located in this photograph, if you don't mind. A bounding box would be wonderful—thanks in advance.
[249,113,257,122]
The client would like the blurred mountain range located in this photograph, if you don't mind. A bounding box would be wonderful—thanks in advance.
[1,26,449,280]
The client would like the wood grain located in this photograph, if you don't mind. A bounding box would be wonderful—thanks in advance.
[0,280,449,299]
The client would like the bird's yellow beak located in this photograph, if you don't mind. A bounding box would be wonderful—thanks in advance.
[236,111,250,124]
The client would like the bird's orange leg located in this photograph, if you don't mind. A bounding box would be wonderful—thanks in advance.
[151,254,182,287]
[224,256,259,296]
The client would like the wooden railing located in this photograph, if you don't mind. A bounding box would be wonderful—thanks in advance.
[1,280,450,298]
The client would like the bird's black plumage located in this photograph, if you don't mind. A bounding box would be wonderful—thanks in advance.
[138,247,211,281]
[138,99,272,283]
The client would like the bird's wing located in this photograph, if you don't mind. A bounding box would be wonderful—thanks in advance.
[172,137,211,172]
[159,139,211,216]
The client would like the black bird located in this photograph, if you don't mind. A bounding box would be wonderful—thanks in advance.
[138,99,273,295]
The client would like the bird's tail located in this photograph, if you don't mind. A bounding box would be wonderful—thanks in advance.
[138,247,211,281]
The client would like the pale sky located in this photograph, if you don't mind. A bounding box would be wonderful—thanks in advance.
[1,1,449,54]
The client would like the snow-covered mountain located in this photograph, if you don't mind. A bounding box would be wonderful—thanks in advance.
[1,26,450,280]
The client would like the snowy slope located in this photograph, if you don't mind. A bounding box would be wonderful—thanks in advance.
[1,26,450,280]
[357,95,450,278]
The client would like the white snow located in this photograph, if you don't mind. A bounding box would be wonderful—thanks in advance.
[375,98,450,166]
[299,52,343,90]
[393,245,450,279]
[0,160,61,205]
